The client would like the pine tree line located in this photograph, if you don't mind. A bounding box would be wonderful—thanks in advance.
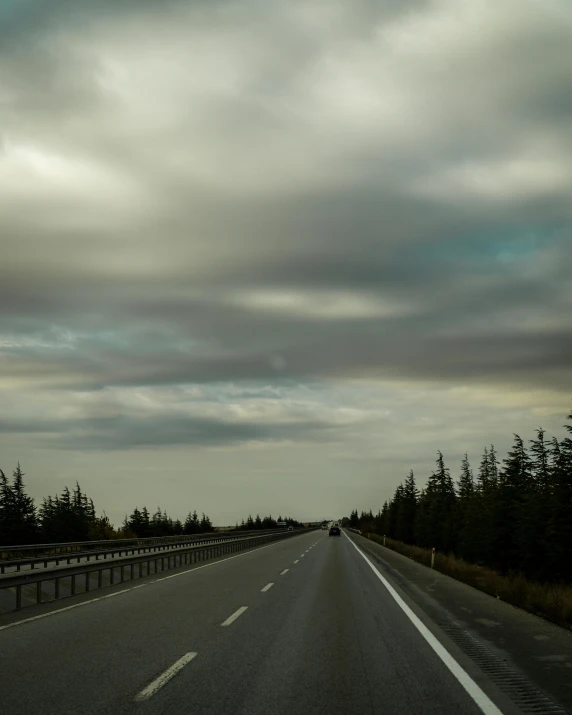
[236,514,299,530]
[0,465,302,545]
[346,408,572,585]
[0,467,217,544]
[122,507,214,537]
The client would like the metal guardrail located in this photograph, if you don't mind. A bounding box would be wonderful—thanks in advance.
[0,529,311,613]
[0,528,288,574]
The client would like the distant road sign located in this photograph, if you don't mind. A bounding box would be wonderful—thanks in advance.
[277,521,287,527]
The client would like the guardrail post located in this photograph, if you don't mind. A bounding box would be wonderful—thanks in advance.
[98,570,103,588]
[120,565,125,583]
[431,547,435,569]
[85,572,90,592]
[110,567,115,585]
[131,564,135,580]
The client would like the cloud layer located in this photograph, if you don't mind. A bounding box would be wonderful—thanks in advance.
[1,0,571,523]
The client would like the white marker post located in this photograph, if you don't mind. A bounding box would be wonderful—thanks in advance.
[431,547,435,569]
[383,535,386,547]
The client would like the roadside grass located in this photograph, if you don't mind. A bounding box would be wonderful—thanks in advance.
[364,533,572,630]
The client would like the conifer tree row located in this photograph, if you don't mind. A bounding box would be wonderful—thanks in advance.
[0,469,216,544]
[0,466,301,544]
[347,408,572,585]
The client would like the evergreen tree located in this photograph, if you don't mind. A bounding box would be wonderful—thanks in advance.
[472,446,497,564]
[173,519,183,535]
[129,507,144,535]
[525,428,552,579]
[492,434,532,574]
[414,488,431,547]
[546,416,572,582]
[477,447,490,492]
[184,511,197,535]
[349,509,359,528]
[200,513,212,532]
[0,468,15,544]
[9,463,39,544]
[379,501,390,536]
[38,483,96,542]
[394,470,418,544]
[455,454,476,561]
[488,445,500,487]
[391,484,406,541]
[424,451,456,552]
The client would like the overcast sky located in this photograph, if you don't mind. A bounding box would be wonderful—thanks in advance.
[1,0,571,527]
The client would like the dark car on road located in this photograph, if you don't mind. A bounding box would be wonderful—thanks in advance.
[329,525,341,537]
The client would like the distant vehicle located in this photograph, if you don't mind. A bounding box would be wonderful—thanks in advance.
[321,524,328,530]
[288,526,294,531]
[329,525,341,537]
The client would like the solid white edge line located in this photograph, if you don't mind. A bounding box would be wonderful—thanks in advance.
[280,569,289,576]
[343,532,502,715]
[221,606,248,627]
[134,652,197,702]
[261,582,274,592]
[294,560,299,564]
[0,536,300,632]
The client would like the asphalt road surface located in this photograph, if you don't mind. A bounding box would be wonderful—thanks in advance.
[0,529,569,715]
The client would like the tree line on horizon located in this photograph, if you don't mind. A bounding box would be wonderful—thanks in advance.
[236,514,300,530]
[0,469,216,544]
[346,408,572,585]
[0,466,302,545]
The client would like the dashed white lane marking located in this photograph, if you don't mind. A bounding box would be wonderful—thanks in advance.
[221,606,248,627]
[294,560,299,564]
[134,652,197,702]
[280,569,289,576]
[261,583,274,592]
[0,537,292,632]
[344,533,502,715]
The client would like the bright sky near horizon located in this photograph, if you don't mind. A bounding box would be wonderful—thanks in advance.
[1,0,571,527]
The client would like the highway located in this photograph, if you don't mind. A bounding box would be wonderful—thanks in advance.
[1,529,570,715]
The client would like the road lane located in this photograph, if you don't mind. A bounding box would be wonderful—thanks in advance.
[348,531,572,713]
[146,531,494,715]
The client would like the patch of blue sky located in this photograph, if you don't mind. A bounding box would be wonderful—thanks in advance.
[409,225,562,270]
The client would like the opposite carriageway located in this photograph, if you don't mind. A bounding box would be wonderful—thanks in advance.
[0,528,312,612]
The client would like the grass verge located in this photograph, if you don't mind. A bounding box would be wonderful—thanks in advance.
[364,532,572,631]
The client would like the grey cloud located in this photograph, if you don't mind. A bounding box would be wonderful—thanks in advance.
[1,414,341,450]
[1,0,571,502]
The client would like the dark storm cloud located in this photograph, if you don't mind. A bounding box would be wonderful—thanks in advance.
[1,0,572,458]
[0,413,341,450]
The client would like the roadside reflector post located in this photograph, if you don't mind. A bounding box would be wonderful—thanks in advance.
[431,547,435,569]
[383,535,386,547]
